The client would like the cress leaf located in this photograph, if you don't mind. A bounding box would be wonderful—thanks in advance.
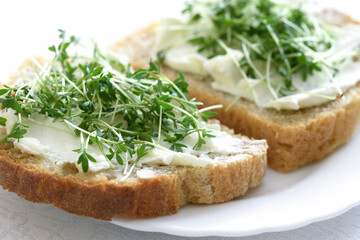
[0,117,6,126]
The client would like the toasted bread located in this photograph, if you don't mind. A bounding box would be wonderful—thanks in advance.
[0,58,267,220]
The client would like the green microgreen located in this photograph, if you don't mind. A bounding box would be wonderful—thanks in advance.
[0,115,28,146]
[168,0,342,101]
[0,117,6,126]
[0,30,218,173]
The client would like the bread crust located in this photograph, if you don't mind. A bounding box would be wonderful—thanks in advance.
[0,140,266,220]
[187,79,360,172]
[0,148,180,220]
[1,56,267,220]
[0,102,267,220]
[111,21,360,172]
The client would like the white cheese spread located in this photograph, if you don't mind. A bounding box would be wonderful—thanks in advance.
[136,169,156,179]
[153,13,360,110]
[0,110,264,173]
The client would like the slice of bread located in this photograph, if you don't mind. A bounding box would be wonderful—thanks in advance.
[0,59,267,220]
[111,23,360,172]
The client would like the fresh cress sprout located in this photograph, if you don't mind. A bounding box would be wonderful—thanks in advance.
[0,30,218,173]
[162,0,349,104]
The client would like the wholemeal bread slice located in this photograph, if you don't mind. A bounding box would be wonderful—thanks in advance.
[0,128,267,220]
[0,59,267,220]
[111,23,360,172]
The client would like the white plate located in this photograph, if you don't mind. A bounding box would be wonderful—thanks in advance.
[1,0,360,238]
[112,128,360,237]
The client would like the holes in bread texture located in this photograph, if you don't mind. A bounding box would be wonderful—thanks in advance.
[105,174,117,181]
[276,142,294,151]
[61,162,79,175]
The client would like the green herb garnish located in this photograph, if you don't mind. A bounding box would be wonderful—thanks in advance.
[171,0,342,98]
[0,30,217,173]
